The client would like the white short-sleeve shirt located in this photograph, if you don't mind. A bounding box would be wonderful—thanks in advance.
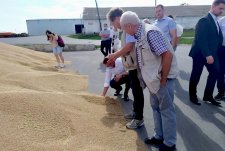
[176,24,183,37]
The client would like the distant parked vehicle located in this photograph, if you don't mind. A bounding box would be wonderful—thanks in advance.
[20,33,29,37]
[0,32,29,38]
[0,32,16,38]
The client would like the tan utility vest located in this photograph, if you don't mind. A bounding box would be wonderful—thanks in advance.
[136,23,179,93]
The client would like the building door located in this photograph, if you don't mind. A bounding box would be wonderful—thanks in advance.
[75,24,84,34]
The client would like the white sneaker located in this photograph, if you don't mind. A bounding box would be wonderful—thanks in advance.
[60,63,65,68]
[126,119,144,129]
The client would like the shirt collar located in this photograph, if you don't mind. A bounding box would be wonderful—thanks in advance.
[156,16,167,22]
[134,24,142,40]
[209,11,218,21]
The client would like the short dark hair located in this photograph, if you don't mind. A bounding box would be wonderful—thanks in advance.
[46,30,53,35]
[107,7,124,22]
[155,4,164,10]
[103,57,109,65]
[168,15,174,19]
[213,0,225,6]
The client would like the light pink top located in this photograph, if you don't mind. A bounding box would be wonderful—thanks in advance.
[49,35,58,48]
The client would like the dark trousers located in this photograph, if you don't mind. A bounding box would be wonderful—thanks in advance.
[129,69,144,120]
[189,57,218,99]
[110,75,130,96]
[217,46,225,94]
[100,39,111,57]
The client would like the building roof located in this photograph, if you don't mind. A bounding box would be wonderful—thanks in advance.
[83,5,212,20]
[26,18,81,21]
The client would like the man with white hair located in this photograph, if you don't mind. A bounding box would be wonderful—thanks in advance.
[120,11,179,151]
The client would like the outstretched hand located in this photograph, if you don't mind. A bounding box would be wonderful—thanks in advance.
[106,53,116,66]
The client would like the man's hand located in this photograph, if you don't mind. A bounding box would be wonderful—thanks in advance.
[106,53,116,66]
[114,74,122,82]
[100,93,105,96]
[160,78,167,86]
[206,56,214,64]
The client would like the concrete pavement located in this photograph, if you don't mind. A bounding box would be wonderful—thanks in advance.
[63,45,225,151]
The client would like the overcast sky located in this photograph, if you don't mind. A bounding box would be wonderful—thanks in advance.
[0,0,213,33]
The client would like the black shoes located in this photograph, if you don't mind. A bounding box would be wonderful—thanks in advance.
[144,137,163,146]
[114,87,122,96]
[145,137,176,151]
[214,93,225,101]
[203,97,221,106]
[190,97,201,105]
[159,143,176,151]
[190,95,222,106]
[123,94,129,102]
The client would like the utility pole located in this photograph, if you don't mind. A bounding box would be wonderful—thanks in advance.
[155,0,157,6]
[95,0,102,31]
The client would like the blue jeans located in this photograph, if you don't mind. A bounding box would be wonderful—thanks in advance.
[150,79,176,147]
[53,46,63,54]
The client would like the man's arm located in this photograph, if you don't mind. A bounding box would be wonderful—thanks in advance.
[160,51,173,86]
[168,19,177,49]
[196,19,211,57]
[107,42,135,65]
[146,30,173,85]
[100,68,112,96]
[100,87,109,96]
[107,33,136,65]
[170,29,177,49]
[102,34,110,38]
[196,18,214,64]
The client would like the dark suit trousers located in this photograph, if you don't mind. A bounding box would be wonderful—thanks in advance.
[216,46,225,94]
[189,57,218,99]
[129,69,144,120]
[110,75,130,96]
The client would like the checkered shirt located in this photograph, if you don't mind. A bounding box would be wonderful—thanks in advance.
[135,24,168,56]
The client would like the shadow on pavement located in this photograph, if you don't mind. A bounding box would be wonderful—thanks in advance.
[175,79,225,151]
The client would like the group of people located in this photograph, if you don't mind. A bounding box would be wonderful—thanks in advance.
[99,5,184,58]
[100,5,179,151]
[44,1,225,150]
[99,0,225,151]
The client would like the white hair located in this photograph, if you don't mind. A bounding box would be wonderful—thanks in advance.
[120,11,140,26]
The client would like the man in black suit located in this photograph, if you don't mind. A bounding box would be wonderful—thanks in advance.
[189,0,225,106]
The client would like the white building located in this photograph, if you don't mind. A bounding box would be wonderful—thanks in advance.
[26,5,225,35]
[26,19,83,36]
[82,5,221,34]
